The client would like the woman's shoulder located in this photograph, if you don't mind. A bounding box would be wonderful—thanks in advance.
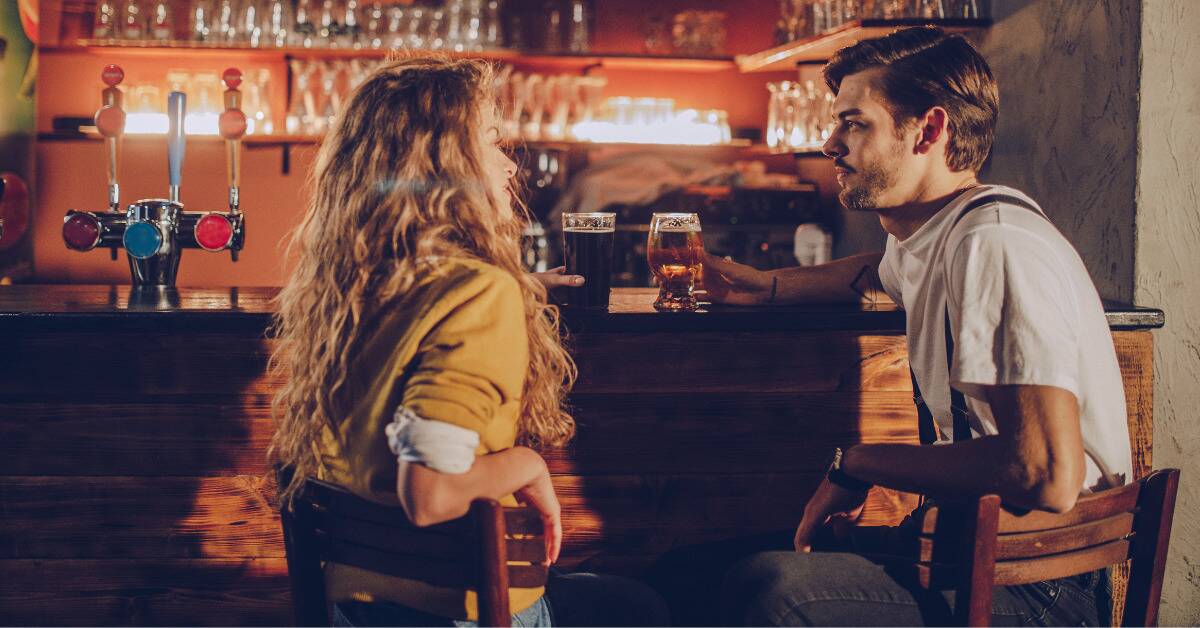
[414,256,522,302]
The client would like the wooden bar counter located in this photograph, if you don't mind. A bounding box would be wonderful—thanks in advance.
[0,285,1163,625]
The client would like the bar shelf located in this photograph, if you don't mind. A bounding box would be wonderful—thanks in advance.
[48,41,738,73]
[736,18,992,73]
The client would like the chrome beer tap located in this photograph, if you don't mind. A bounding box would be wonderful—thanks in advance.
[62,65,248,287]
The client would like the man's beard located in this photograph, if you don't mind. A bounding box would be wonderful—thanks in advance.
[838,163,896,211]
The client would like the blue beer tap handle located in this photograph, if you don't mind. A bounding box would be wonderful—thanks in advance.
[167,91,186,203]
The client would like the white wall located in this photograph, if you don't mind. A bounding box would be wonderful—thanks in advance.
[979,0,1142,302]
[1135,1,1200,624]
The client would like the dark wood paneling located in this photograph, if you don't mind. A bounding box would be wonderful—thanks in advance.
[0,401,275,476]
[0,332,279,397]
[572,332,911,393]
[554,391,919,474]
[0,475,282,559]
[0,558,291,626]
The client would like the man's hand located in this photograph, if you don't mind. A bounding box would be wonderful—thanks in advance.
[532,266,584,291]
[702,253,773,305]
[793,478,869,552]
[514,469,563,565]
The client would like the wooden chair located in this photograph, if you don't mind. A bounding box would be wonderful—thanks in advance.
[277,470,549,627]
[915,468,1180,626]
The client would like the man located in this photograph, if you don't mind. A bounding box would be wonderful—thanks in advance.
[704,27,1132,625]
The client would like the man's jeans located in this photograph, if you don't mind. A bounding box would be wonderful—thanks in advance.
[721,549,1111,626]
[650,529,1111,626]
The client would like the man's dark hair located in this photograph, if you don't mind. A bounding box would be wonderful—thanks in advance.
[823,26,998,173]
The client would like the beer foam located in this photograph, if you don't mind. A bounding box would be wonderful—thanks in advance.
[655,224,702,233]
[563,226,615,233]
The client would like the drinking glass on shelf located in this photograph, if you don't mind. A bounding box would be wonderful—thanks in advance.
[212,0,238,43]
[405,5,427,49]
[148,0,173,40]
[566,0,590,52]
[246,69,274,134]
[119,0,146,40]
[93,0,118,40]
[286,59,319,134]
[294,0,317,47]
[483,0,503,49]
[363,2,384,48]
[648,212,704,312]
[918,0,945,18]
[239,0,263,46]
[946,0,980,18]
[562,212,616,309]
[521,73,546,140]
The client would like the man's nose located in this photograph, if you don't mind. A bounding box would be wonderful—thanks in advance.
[822,130,844,159]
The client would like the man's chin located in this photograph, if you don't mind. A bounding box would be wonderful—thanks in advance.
[839,188,878,212]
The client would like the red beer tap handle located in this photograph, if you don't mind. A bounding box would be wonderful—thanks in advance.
[220,68,245,213]
[97,65,126,211]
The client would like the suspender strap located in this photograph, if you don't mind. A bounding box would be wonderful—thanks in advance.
[910,192,1043,445]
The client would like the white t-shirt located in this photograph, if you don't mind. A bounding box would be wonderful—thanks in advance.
[877,185,1133,492]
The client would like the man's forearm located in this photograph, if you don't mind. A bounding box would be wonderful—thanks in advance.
[843,438,1068,511]
[769,252,886,304]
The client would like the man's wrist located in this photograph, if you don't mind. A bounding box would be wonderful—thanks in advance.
[826,446,873,493]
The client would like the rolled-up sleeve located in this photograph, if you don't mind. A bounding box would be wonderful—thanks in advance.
[401,271,529,438]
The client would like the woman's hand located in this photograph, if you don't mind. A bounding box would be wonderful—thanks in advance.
[531,266,584,291]
[514,464,563,565]
[702,253,773,305]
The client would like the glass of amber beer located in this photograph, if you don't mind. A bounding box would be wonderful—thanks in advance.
[647,212,704,311]
[562,212,616,308]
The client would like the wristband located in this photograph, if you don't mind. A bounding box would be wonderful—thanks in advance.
[827,466,873,493]
[825,446,872,493]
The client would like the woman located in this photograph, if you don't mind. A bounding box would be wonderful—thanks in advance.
[270,57,665,627]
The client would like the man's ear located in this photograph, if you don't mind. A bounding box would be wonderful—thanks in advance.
[914,107,949,155]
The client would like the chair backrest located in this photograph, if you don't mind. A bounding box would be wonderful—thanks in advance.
[915,469,1180,626]
[276,469,548,627]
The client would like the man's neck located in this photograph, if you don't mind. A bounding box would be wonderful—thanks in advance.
[878,173,980,241]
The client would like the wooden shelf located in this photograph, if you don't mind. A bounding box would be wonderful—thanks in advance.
[40,131,759,153]
[47,41,737,72]
[736,18,992,73]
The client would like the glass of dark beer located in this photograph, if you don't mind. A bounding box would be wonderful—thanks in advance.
[647,212,704,311]
[562,212,615,308]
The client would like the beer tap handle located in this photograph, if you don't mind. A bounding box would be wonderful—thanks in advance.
[167,91,186,204]
[219,68,248,215]
[95,65,126,212]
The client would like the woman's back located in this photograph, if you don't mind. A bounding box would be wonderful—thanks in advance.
[314,257,538,619]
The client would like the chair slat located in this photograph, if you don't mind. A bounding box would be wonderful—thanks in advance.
[508,564,550,589]
[993,539,1132,585]
[504,507,543,535]
[506,537,547,564]
[918,482,1141,535]
[310,508,473,560]
[997,484,1141,534]
[322,536,477,588]
[303,478,475,535]
[995,512,1135,560]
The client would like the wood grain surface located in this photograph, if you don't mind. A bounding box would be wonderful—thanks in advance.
[0,327,1154,625]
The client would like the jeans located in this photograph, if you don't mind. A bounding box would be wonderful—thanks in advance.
[650,530,1112,626]
[332,569,670,627]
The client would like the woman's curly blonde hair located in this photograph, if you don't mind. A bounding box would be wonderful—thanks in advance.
[270,56,576,505]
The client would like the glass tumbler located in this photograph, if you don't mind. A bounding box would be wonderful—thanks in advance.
[647,212,704,312]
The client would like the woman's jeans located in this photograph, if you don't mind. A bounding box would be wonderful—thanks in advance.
[332,569,670,627]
